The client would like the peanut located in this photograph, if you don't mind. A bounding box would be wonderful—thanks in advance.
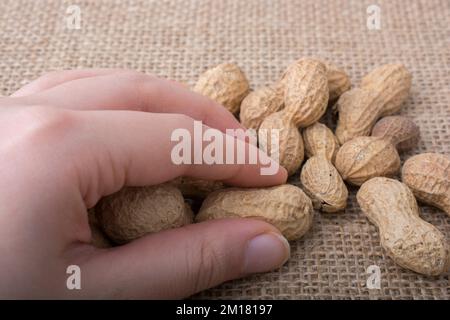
[258,58,329,175]
[302,122,339,163]
[371,116,420,152]
[258,111,304,176]
[283,58,329,127]
[361,63,412,113]
[334,88,381,144]
[336,136,400,186]
[169,176,224,199]
[402,153,450,215]
[335,116,419,185]
[300,156,348,212]
[326,62,352,103]
[88,208,111,248]
[193,63,250,114]
[89,223,112,248]
[357,177,450,276]
[335,64,412,144]
[196,184,314,240]
[96,185,193,244]
[277,59,350,104]
[300,122,348,212]
[239,86,284,130]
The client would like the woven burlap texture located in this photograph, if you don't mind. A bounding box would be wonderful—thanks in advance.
[0,0,449,299]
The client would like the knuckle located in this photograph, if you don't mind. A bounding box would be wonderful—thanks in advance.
[129,73,161,102]
[0,106,81,181]
[15,106,79,144]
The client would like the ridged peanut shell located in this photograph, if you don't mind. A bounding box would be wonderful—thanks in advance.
[96,185,193,244]
[259,111,304,176]
[88,208,111,248]
[239,86,284,130]
[169,177,224,199]
[361,63,412,115]
[274,69,289,104]
[371,116,420,152]
[335,88,385,144]
[89,223,112,248]
[357,177,450,276]
[335,136,401,185]
[193,63,250,114]
[276,59,350,104]
[196,185,314,240]
[283,58,329,127]
[300,156,348,212]
[302,122,339,163]
[402,153,450,215]
[326,62,351,102]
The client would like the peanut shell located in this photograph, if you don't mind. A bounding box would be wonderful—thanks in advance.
[88,208,111,248]
[239,86,284,130]
[283,58,329,127]
[302,122,340,163]
[193,63,250,114]
[300,156,348,212]
[259,111,304,176]
[335,64,412,144]
[277,59,350,103]
[402,153,450,215]
[196,184,314,240]
[371,116,420,152]
[357,177,450,276]
[96,185,193,244]
[361,63,412,115]
[335,136,401,185]
[169,177,224,199]
[326,62,351,102]
[334,88,384,144]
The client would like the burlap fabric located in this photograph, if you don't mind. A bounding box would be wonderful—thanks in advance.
[0,0,449,299]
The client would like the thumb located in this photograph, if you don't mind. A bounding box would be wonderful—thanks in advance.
[79,219,290,299]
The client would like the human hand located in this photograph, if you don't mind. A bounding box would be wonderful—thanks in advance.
[0,69,289,299]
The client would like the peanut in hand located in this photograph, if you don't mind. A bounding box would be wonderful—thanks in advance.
[196,184,315,241]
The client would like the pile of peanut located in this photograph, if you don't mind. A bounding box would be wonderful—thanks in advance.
[90,59,450,277]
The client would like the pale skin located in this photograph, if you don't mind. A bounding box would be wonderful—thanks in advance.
[0,69,290,299]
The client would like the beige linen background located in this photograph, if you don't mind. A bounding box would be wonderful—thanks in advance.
[0,0,449,299]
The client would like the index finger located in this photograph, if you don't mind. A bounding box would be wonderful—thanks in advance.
[64,110,287,206]
[15,71,246,134]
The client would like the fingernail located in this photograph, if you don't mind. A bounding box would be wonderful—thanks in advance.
[243,232,290,274]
